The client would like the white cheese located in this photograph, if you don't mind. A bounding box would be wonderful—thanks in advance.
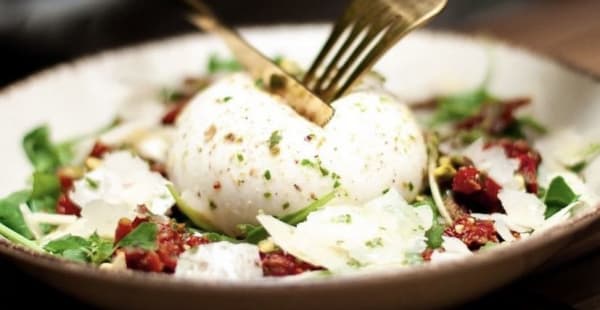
[167,73,427,234]
[430,236,472,263]
[497,189,545,230]
[463,139,521,190]
[257,189,432,273]
[70,151,174,216]
[175,242,263,280]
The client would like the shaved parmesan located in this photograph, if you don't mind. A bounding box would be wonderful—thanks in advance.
[463,139,521,190]
[258,189,432,273]
[175,242,263,280]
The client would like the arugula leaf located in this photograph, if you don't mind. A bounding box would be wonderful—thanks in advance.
[0,221,41,251]
[44,233,114,264]
[30,171,60,200]
[501,116,548,139]
[515,116,547,134]
[0,190,34,239]
[29,171,61,233]
[567,143,600,173]
[278,191,336,225]
[44,235,90,263]
[244,191,336,244]
[116,222,158,251]
[544,176,577,218]
[0,173,61,241]
[23,126,67,172]
[416,198,444,249]
[166,184,219,232]
[430,87,493,126]
[207,54,242,73]
[88,233,115,265]
[203,232,240,243]
[425,219,445,249]
[45,235,89,252]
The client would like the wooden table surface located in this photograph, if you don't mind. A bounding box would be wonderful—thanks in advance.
[457,0,600,74]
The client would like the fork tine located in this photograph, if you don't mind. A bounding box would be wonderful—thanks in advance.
[302,20,349,88]
[319,18,395,100]
[333,26,409,99]
[311,22,367,93]
[305,0,447,102]
[302,0,362,88]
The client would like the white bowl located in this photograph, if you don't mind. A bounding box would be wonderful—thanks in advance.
[0,24,598,309]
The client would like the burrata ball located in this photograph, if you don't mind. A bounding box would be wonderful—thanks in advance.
[167,74,427,235]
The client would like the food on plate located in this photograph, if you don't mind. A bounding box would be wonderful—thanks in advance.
[1,54,598,281]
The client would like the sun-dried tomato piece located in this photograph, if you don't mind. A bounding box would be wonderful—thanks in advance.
[56,170,75,192]
[150,162,168,178]
[421,248,435,262]
[186,235,210,247]
[456,98,530,135]
[56,193,81,216]
[161,100,189,125]
[487,138,541,194]
[452,166,482,194]
[114,218,134,244]
[122,248,164,272]
[115,217,209,273]
[90,141,112,158]
[444,216,498,250]
[260,251,322,276]
[452,166,503,213]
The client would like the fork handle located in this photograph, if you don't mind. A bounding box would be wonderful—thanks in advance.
[186,0,334,126]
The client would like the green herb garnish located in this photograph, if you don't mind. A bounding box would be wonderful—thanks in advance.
[244,191,336,244]
[207,54,242,73]
[45,233,114,265]
[544,176,578,218]
[116,222,158,251]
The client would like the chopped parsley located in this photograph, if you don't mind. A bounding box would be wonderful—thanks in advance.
[207,54,242,73]
[346,258,363,268]
[365,237,384,248]
[268,131,282,155]
[218,96,233,103]
[282,202,290,210]
[85,177,99,190]
[236,153,244,162]
[263,170,271,180]
[116,223,158,251]
[209,200,218,210]
[333,180,341,189]
[332,214,352,224]
[544,176,578,218]
[300,159,314,167]
[263,192,272,199]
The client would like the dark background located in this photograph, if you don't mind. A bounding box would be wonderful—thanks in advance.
[1,0,600,308]
[0,0,538,87]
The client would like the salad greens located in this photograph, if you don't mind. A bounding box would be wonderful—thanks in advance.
[244,191,336,244]
[430,87,493,126]
[116,222,158,251]
[207,54,242,73]
[0,191,34,239]
[23,126,74,173]
[544,176,578,218]
[45,233,114,264]
[567,143,600,173]
[0,51,594,279]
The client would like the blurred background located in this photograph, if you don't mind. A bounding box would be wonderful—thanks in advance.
[2,0,600,87]
[1,0,599,308]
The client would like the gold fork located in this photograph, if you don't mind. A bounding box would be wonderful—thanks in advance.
[303,0,447,102]
[185,0,334,126]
